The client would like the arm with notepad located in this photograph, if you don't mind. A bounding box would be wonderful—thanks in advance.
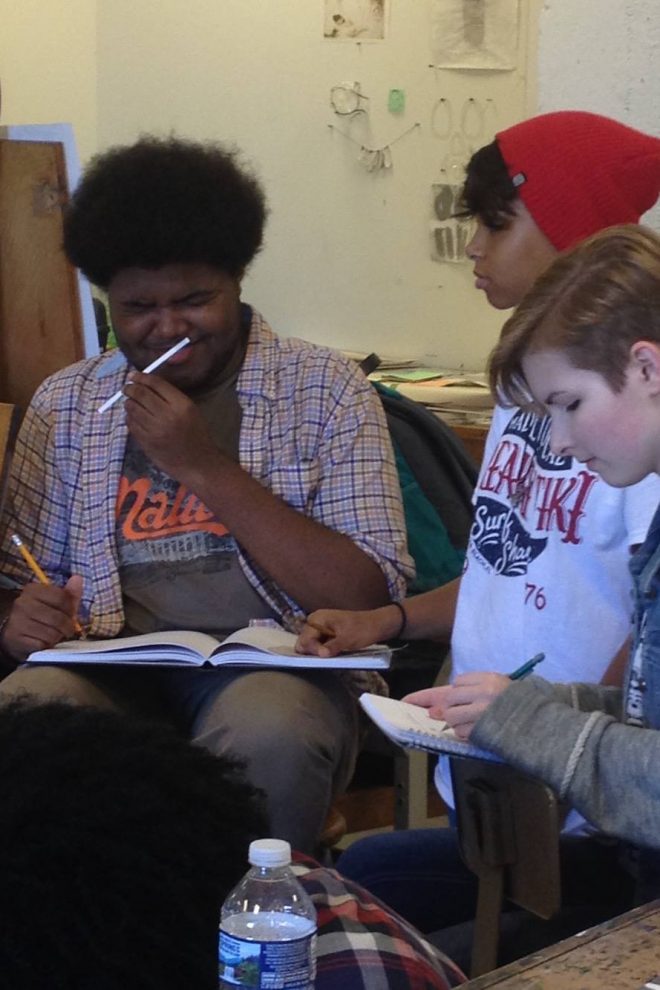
[405,672,511,741]
[401,653,544,741]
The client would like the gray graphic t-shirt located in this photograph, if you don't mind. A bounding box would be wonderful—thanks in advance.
[115,357,277,639]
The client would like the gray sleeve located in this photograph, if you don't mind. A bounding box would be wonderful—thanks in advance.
[471,676,660,849]
[561,681,623,718]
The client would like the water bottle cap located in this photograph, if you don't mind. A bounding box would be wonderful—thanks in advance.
[248,838,292,867]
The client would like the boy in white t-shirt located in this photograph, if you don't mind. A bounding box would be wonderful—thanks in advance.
[297,111,660,962]
[300,109,660,753]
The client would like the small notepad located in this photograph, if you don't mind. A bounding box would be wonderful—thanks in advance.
[359,692,500,761]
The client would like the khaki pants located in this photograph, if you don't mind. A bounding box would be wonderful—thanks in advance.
[0,663,359,853]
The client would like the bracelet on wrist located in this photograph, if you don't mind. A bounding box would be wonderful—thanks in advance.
[390,600,407,640]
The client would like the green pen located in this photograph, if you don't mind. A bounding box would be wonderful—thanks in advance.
[509,652,545,680]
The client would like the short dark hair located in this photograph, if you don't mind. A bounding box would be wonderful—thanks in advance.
[458,139,519,228]
[63,135,268,288]
[0,700,267,990]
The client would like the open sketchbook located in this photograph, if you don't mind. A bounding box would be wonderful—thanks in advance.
[359,692,500,761]
[26,625,392,671]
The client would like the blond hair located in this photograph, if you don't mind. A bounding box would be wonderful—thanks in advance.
[489,224,660,407]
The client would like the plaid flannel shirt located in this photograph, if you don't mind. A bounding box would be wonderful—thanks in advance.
[292,857,465,989]
[2,309,412,691]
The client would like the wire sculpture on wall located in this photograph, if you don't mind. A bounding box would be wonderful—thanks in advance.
[328,121,421,172]
[431,97,453,140]
[431,96,496,152]
[330,84,370,116]
[460,96,484,143]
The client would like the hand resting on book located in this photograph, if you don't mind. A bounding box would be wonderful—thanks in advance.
[295,605,401,658]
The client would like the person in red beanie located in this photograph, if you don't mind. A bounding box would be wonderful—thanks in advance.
[296,111,660,968]
[497,111,660,253]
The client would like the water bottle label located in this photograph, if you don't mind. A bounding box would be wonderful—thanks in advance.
[219,914,316,990]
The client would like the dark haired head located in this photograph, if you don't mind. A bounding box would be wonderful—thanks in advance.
[0,699,267,990]
[458,140,519,229]
[63,136,268,289]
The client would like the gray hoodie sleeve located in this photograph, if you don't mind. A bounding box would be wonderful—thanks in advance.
[471,676,660,849]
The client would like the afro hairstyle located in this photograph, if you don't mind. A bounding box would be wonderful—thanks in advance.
[0,699,267,990]
[63,135,268,289]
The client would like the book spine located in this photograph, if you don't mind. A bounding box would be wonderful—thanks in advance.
[405,731,501,762]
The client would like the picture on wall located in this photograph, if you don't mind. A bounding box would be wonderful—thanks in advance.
[323,0,388,40]
[430,183,473,264]
[431,0,519,70]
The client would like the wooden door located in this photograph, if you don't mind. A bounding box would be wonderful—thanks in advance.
[0,139,85,413]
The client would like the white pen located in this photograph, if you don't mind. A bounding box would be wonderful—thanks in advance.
[97,337,191,413]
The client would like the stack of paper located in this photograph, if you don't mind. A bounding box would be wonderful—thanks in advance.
[372,368,488,387]
[338,348,495,423]
[372,369,494,413]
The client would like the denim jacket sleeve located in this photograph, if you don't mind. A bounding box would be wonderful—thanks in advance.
[471,675,660,849]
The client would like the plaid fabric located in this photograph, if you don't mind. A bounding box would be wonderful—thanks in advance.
[1,310,412,691]
[292,857,466,989]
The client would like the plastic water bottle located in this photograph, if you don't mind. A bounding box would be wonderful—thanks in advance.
[218,838,317,989]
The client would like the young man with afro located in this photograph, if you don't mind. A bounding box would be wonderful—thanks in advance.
[0,136,412,854]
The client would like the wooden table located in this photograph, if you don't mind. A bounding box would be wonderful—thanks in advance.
[461,900,660,989]
[450,422,489,466]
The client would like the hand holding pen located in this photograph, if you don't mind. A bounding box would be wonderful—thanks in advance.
[404,652,546,741]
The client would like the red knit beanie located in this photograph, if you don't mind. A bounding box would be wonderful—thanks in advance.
[496,111,660,251]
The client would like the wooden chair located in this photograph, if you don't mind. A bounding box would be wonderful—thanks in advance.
[450,756,562,977]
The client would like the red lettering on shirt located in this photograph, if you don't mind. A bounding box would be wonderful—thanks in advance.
[478,441,598,544]
[481,442,535,499]
[116,475,228,541]
[534,471,597,545]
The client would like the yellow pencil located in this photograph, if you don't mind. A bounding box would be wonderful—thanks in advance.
[11,533,86,639]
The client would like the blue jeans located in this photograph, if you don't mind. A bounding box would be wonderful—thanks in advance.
[336,827,635,946]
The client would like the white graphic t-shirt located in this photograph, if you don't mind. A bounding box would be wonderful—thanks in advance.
[436,404,660,819]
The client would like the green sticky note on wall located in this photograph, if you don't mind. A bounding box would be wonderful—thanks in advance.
[388,89,405,113]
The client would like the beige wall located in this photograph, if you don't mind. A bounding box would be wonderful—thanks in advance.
[3,4,660,368]
[2,1,538,368]
[0,0,97,163]
[94,0,538,368]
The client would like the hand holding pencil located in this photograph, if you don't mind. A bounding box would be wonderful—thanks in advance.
[3,535,87,661]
